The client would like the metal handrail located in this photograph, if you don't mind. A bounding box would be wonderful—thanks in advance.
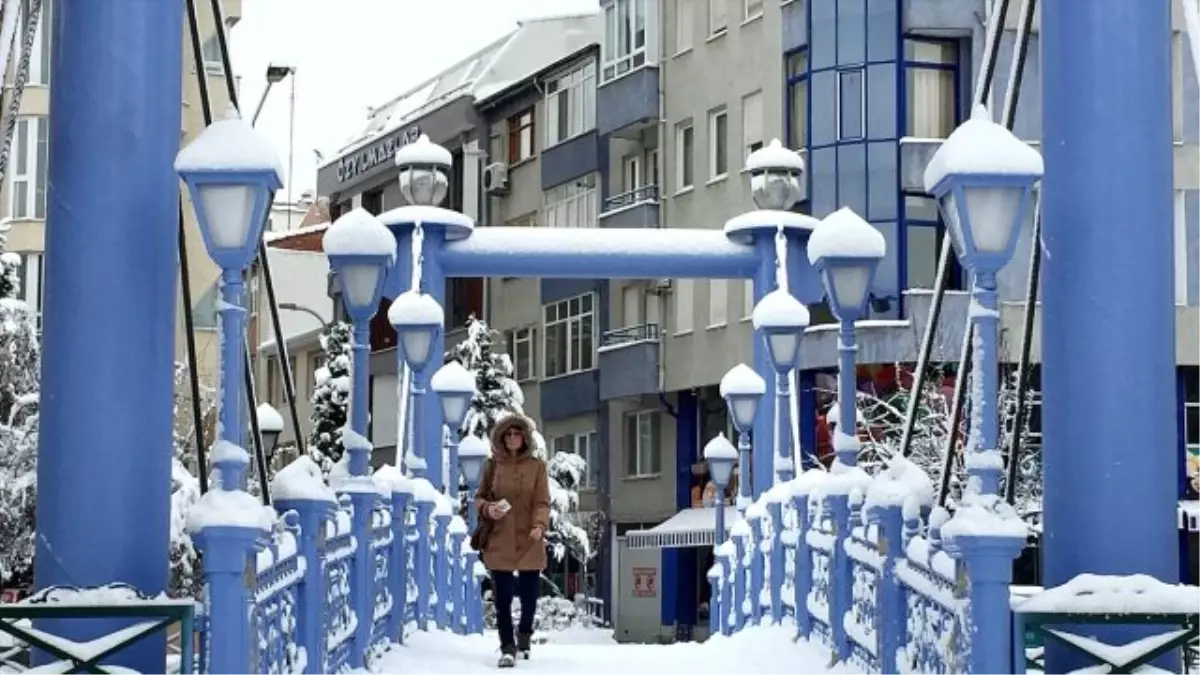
[601,184,660,213]
[601,323,661,347]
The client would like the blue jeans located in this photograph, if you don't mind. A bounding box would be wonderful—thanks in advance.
[492,570,539,648]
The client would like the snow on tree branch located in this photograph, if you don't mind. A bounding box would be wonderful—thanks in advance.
[308,321,353,476]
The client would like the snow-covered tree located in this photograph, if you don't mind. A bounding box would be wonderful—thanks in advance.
[308,321,352,474]
[829,364,1041,518]
[168,362,216,597]
[446,317,591,563]
[0,233,39,587]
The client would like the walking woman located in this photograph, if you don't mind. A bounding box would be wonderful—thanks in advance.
[476,414,551,667]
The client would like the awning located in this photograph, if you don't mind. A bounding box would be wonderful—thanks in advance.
[624,506,743,550]
[1181,500,1198,533]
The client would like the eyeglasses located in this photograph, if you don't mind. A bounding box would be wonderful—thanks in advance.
[504,429,524,438]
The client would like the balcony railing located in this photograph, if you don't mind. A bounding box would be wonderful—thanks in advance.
[601,185,659,214]
[601,322,661,347]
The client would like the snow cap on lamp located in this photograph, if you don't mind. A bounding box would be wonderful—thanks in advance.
[395,134,452,207]
[387,290,444,371]
[807,207,886,321]
[174,106,284,270]
[719,363,766,433]
[322,207,396,320]
[752,288,810,372]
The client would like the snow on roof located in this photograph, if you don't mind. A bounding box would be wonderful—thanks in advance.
[923,104,1045,192]
[265,221,330,244]
[624,507,745,549]
[175,106,284,181]
[325,12,601,164]
[807,207,886,263]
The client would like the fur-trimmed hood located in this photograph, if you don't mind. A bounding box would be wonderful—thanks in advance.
[489,413,536,461]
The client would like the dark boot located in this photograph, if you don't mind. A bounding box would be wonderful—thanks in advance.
[517,633,533,659]
[498,644,516,668]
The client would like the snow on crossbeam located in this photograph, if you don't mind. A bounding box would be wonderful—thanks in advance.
[1014,573,1200,615]
[438,227,759,279]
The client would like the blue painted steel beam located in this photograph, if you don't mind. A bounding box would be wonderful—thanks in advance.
[33,0,182,670]
[438,228,760,280]
[1041,1,1178,671]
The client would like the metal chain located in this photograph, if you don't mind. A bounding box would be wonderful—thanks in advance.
[0,0,42,184]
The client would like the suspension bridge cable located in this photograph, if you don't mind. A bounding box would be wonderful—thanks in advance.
[205,0,310,466]
[935,0,1038,507]
[1001,0,1040,505]
[899,0,1011,461]
[181,0,214,493]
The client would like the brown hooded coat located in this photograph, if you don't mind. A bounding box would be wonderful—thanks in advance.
[475,415,551,572]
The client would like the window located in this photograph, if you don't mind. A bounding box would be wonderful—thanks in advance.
[709,0,727,35]
[744,0,763,21]
[622,154,643,192]
[507,327,536,381]
[624,411,662,477]
[308,353,325,396]
[545,61,596,147]
[508,108,535,163]
[708,108,728,179]
[1185,367,1199,498]
[8,116,47,219]
[552,432,600,489]
[675,0,694,53]
[786,50,809,149]
[836,69,865,141]
[742,280,754,319]
[905,39,958,138]
[603,0,647,82]
[708,279,727,326]
[742,91,763,160]
[15,252,44,323]
[266,357,279,404]
[675,123,695,190]
[543,294,595,378]
[544,175,598,228]
[28,0,50,86]
[200,34,224,73]
[674,279,694,333]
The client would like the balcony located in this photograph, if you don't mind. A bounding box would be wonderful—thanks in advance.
[599,185,660,229]
[598,323,661,401]
[903,0,974,37]
[597,66,660,139]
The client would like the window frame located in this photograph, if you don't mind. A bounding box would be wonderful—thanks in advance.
[742,90,763,161]
[507,108,535,163]
[903,37,961,139]
[543,174,598,228]
[8,115,47,220]
[624,410,662,478]
[542,293,597,379]
[675,0,694,54]
[707,279,728,327]
[675,122,695,191]
[744,0,763,22]
[785,48,810,151]
[835,68,866,142]
[673,278,694,334]
[708,0,727,35]
[707,107,729,180]
[200,33,225,74]
[28,0,50,86]
[509,326,537,382]
[544,60,597,148]
[603,0,648,82]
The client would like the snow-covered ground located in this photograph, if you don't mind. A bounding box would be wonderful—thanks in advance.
[368,626,855,674]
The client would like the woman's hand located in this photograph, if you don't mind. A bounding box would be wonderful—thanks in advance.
[485,502,507,520]
[529,525,544,541]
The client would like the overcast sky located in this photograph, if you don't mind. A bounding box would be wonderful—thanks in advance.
[230,0,599,203]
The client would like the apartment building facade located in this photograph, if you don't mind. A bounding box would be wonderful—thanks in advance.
[0,0,245,391]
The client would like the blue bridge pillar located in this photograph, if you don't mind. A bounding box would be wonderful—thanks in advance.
[1041,1,1178,671]
[33,0,182,670]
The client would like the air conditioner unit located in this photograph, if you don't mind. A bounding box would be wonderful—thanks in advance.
[649,278,673,294]
[483,162,510,195]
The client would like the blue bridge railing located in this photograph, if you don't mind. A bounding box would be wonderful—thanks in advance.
[193,456,484,673]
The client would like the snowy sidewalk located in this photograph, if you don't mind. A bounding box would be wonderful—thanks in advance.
[369,625,855,674]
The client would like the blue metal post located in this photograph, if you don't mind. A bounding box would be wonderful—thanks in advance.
[275,499,334,675]
[792,494,812,638]
[828,495,852,660]
[192,527,260,674]
[349,323,371,475]
[218,269,249,467]
[464,549,482,633]
[414,500,434,630]
[447,437,460,502]
[434,513,451,627]
[421,229,448,491]
[948,536,1026,674]
[877,505,905,674]
[736,431,753,507]
[719,552,733,636]
[970,273,1001,494]
[1041,0,1178,670]
[752,237,777,498]
[732,532,747,630]
[389,491,411,643]
[449,531,465,634]
[775,369,795,482]
[465,482,479,533]
[347,491,374,669]
[748,515,765,624]
[34,0,183,662]
[767,501,784,624]
[714,496,727,548]
[835,323,858,466]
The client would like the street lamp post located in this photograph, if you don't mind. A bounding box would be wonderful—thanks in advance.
[751,289,810,483]
[431,360,476,499]
[924,105,1043,496]
[389,290,445,479]
[322,208,397,476]
[457,436,489,533]
[924,104,1043,675]
[255,402,284,464]
[806,207,885,469]
[704,433,737,637]
[719,364,766,510]
[174,106,282,673]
